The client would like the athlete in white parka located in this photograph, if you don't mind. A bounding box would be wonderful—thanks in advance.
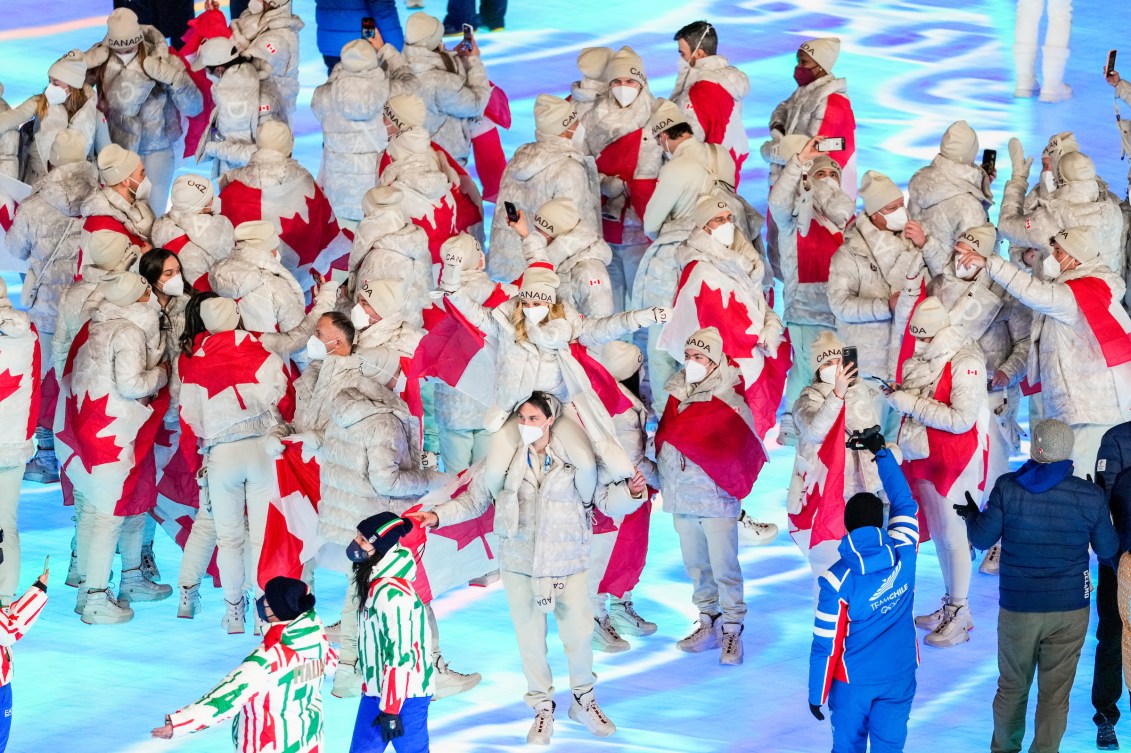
[349,187,433,327]
[151,175,235,289]
[229,0,305,115]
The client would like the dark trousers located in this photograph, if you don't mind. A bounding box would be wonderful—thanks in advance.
[444,0,507,30]
[113,0,195,48]
[1093,561,1124,726]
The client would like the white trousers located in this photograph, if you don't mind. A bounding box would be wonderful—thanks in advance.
[1015,0,1073,50]
[672,513,747,625]
[588,529,618,618]
[205,436,277,602]
[0,466,23,599]
[501,570,596,707]
[177,483,216,588]
[608,239,648,313]
[140,148,175,215]
[914,479,972,603]
[81,508,144,592]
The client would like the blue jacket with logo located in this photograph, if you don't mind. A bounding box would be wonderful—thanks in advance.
[1096,421,1131,555]
[808,448,920,706]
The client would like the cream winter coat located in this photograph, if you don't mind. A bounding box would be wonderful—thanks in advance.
[79,186,155,246]
[230,3,304,114]
[210,244,305,334]
[293,355,372,448]
[151,210,235,287]
[642,138,717,238]
[487,134,601,282]
[88,28,202,155]
[669,54,750,168]
[0,89,106,183]
[348,217,432,326]
[196,59,285,171]
[907,155,993,277]
[629,216,697,309]
[52,265,119,375]
[318,384,444,548]
[0,90,18,179]
[760,75,848,184]
[0,302,37,467]
[311,63,388,221]
[401,45,491,164]
[521,227,614,318]
[8,162,99,332]
[828,216,924,379]
[985,254,1126,426]
[927,271,1030,385]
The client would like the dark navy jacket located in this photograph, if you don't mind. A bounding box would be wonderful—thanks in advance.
[1096,421,1131,554]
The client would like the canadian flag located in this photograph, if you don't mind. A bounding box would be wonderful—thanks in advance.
[218,176,351,292]
[788,405,847,548]
[408,297,498,409]
[258,441,320,589]
[657,260,792,438]
[0,324,42,452]
[1066,276,1131,417]
[470,82,512,203]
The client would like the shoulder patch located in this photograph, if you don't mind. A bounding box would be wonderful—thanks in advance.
[1098,459,1107,472]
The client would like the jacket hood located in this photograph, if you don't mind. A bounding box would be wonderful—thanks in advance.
[34,162,99,216]
[1015,458,1073,493]
[333,384,408,428]
[838,526,899,575]
[509,139,585,182]
[672,54,750,100]
[354,213,413,253]
[908,155,991,210]
[372,543,417,580]
[546,226,610,268]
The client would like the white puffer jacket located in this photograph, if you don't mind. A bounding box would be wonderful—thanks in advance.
[643,138,717,238]
[311,63,388,222]
[907,155,993,277]
[349,215,432,326]
[0,88,105,183]
[52,265,121,374]
[675,225,773,310]
[434,413,611,578]
[210,244,305,334]
[787,379,882,515]
[402,45,491,164]
[355,317,423,362]
[0,90,18,179]
[378,132,458,231]
[293,355,372,448]
[448,288,656,415]
[569,77,605,121]
[629,216,697,309]
[0,300,37,467]
[657,360,751,518]
[196,59,285,171]
[768,155,855,326]
[760,75,849,185]
[376,43,418,98]
[79,186,155,247]
[230,3,304,114]
[828,216,924,379]
[151,210,235,287]
[927,272,1030,385]
[670,54,750,171]
[8,162,99,332]
[487,135,601,282]
[888,327,986,461]
[318,384,444,548]
[159,293,189,421]
[985,254,1126,425]
[998,175,1126,276]
[521,227,614,318]
[88,28,202,154]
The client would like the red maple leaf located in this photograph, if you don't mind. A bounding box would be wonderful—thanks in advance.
[413,195,458,265]
[0,369,22,404]
[217,179,264,228]
[56,392,123,474]
[278,187,341,268]
[432,504,495,557]
[692,280,759,359]
[0,201,15,233]
[182,331,273,410]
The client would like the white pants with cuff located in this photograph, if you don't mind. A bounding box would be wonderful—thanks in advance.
[672,513,746,625]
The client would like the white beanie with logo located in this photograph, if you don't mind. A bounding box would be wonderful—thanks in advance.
[170,174,215,213]
[533,94,577,137]
[49,49,88,89]
[799,37,840,73]
[533,198,581,239]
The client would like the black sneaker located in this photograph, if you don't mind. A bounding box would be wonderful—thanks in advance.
[1098,720,1120,751]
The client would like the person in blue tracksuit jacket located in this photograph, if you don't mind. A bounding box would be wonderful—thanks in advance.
[809,428,920,753]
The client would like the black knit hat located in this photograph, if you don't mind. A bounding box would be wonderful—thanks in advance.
[357,512,411,561]
[844,492,884,532]
[262,576,315,621]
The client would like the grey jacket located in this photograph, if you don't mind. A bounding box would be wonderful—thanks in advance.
[907,155,993,277]
[402,44,491,164]
[151,211,235,288]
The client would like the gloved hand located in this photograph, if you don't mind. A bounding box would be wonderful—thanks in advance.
[953,491,980,520]
[649,306,670,325]
[85,44,110,68]
[373,711,404,743]
[264,435,286,458]
[600,174,626,199]
[440,249,464,291]
[143,55,181,85]
[809,703,825,721]
[1094,472,1107,492]
[846,425,885,455]
[1008,137,1033,182]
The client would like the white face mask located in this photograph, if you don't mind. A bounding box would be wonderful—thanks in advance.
[1041,170,1058,193]
[305,335,328,360]
[523,305,550,323]
[1041,253,1064,280]
[611,85,640,108]
[684,359,709,384]
[954,255,979,280]
[130,176,152,202]
[518,423,545,445]
[882,206,908,232]
[44,84,68,106]
[115,49,138,66]
[394,372,407,394]
[350,303,372,330]
[818,364,837,384]
[711,221,735,247]
[161,274,184,297]
[570,122,587,148]
[146,293,162,312]
[818,176,840,190]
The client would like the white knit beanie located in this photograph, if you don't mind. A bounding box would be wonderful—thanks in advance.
[685,326,724,364]
[200,297,241,333]
[692,194,732,228]
[99,271,148,307]
[811,330,845,369]
[404,12,443,49]
[909,296,950,339]
[939,120,979,164]
[577,47,613,80]
[234,220,280,252]
[1057,151,1095,183]
[1052,225,1099,263]
[518,266,560,304]
[533,94,577,137]
[956,224,998,257]
[340,38,379,72]
[191,37,240,72]
[97,144,141,186]
[799,37,840,73]
[384,93,427,132]
[170,174,215,213]
[439,233,483,271]
[104,8,143,51]
[533,198,581,239]
[361,186,404,217]
[86,230,135,270]
[49,49,88,89]
[359,279,404,320]
[49,128,87,166]
[648,98,688,139]
[859,171,903,215]
[605,46,647,86]
[256,120,294,156]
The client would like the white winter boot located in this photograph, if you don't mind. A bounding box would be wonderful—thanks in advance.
[65,551,81,588]
[915,595,951,631]
[119,568,173,603]
[527,701,555,745]
[737,511,778,546]
[979,544,1001,575]
[592,615,630,653]
[331,661,363,698]
[432,655,482,699]
[223,594,247,634]
[1013,43,1039,97]
[178,585,201,619]
[924,603,974,648]
[81,588,134,625]
[1039,45,1073,102]
[719,622,744,666]
[677,612,721,652]
[140,542,160,581]
[609,599,657,636]
[568,690,616,737]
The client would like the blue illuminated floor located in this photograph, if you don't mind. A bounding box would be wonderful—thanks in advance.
[0,0,1126,751]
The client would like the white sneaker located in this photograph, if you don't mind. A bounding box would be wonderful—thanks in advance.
[74,582,87,615]
[324,620,342,643]
[719,623,744,666]
[568,690,615,737]
[527,701,555,745]
[777,413,798,446]
[140,544,160,581]
[592,616,629,653]
[432,655,482,699]
[66,551,81,588]
[223,595,247,634]
[81,588,134,625]
[924,603,973,648]
[119,568,173,603]
[178,585,201,619]
[331,662,363,698]
[609,600,657,636]
[738,511,778,546]
[914,596,951,631]
[677,612,720,652]
[979,544,1001,575]
[1039,82,1073,102]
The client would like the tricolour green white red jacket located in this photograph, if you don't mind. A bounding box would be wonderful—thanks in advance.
[169,609,338,752]
[0,585,47,687]
[358,544,435,712]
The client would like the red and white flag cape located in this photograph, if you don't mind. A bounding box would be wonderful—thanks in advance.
[818,91,857,201]
[1066,276,1131,417]
[681,78,749,184]
[593,129,657,245]
[259,441,320,589]
[218,176,351,292]
[657,260,792,438]
[470,82,511,203]
[408,297,498,409]
[788,405,846,548]
[0,324,41,455]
